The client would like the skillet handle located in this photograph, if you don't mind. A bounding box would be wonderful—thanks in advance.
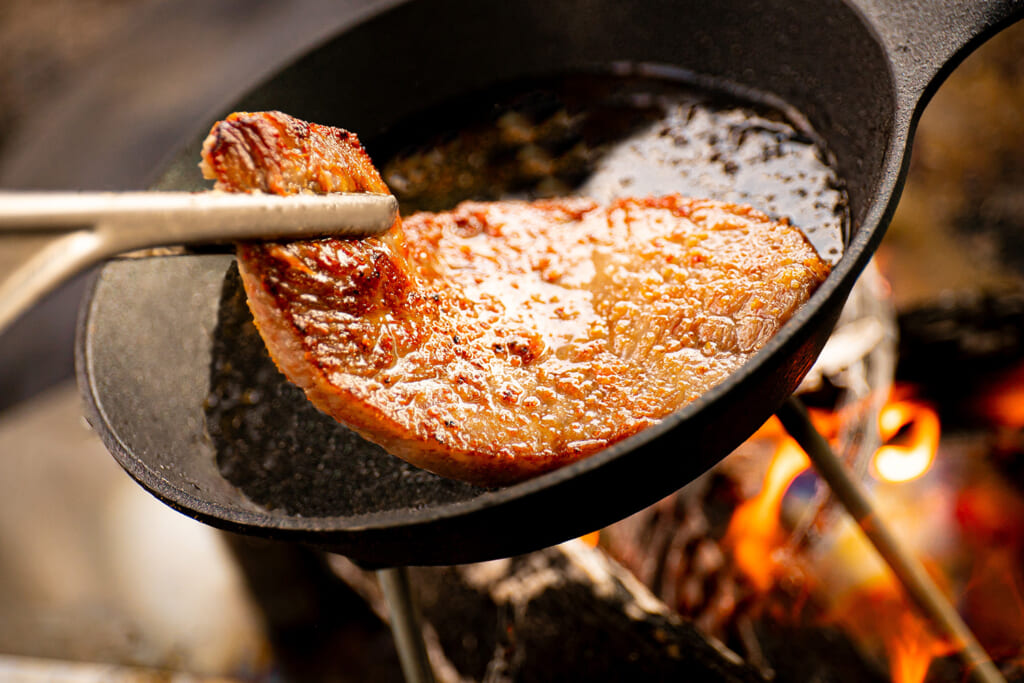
[851,0,1024,109]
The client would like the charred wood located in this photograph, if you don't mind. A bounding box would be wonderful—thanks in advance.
[601,467,891,683]
[330,542,764,683]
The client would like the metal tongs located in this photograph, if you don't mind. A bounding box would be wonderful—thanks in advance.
[0,190,398,333]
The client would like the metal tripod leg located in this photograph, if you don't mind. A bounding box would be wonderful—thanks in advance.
[377,566,436,683]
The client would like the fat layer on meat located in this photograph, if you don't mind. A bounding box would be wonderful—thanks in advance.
[201,111,831,486]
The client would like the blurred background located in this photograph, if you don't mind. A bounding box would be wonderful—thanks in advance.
[0,1,1022,681]
[0,2,395,680]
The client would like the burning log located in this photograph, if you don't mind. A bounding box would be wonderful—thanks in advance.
[328,542,765,683]
[600,448,893,683]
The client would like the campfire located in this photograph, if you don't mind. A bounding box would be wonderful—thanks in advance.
[636,289,1024,683]
[308,263,1024,683]
[590,265,982,683]
[683,394,962,683]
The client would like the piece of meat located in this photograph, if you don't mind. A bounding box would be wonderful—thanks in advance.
[201,111,831,486]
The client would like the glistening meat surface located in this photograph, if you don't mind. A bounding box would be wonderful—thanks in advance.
[201,111,830,486]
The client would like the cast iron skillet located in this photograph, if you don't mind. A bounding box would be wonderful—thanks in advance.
[77,0,1022,567]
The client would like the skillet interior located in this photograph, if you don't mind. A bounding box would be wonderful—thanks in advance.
[79,0,896,566]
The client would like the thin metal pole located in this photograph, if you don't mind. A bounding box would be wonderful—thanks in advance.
[777,396,1005,683]
[377,566,436,683]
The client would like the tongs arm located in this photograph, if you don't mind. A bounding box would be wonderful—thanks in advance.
[0,191,398,334]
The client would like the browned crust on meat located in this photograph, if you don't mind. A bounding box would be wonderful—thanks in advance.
[200,110,390,195]
[202,111,831,486]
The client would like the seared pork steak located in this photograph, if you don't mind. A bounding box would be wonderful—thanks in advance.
[200,111,829,486]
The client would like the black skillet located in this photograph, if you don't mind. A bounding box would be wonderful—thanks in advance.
[77,0,1023,567]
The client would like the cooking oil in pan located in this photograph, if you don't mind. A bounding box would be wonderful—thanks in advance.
[377,68,847,264]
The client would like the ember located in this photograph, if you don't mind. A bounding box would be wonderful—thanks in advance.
[828,589,955,683]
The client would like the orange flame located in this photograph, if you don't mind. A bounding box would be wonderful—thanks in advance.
[728,400,951,682]
[872,399,940,483]
[833,396,950,681]
[889,605,957,683]
[724,427,810,592]
[827,583,955,683]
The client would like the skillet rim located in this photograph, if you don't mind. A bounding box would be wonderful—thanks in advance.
[74,0,910,564]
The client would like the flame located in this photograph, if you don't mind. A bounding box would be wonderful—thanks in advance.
[728,403,952,681]
[724,428,810,592]
[827,583,955,683]
[829,396,952,681]
[872,399,940,483]
[811,509,956,683]
[888,600,958,683]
